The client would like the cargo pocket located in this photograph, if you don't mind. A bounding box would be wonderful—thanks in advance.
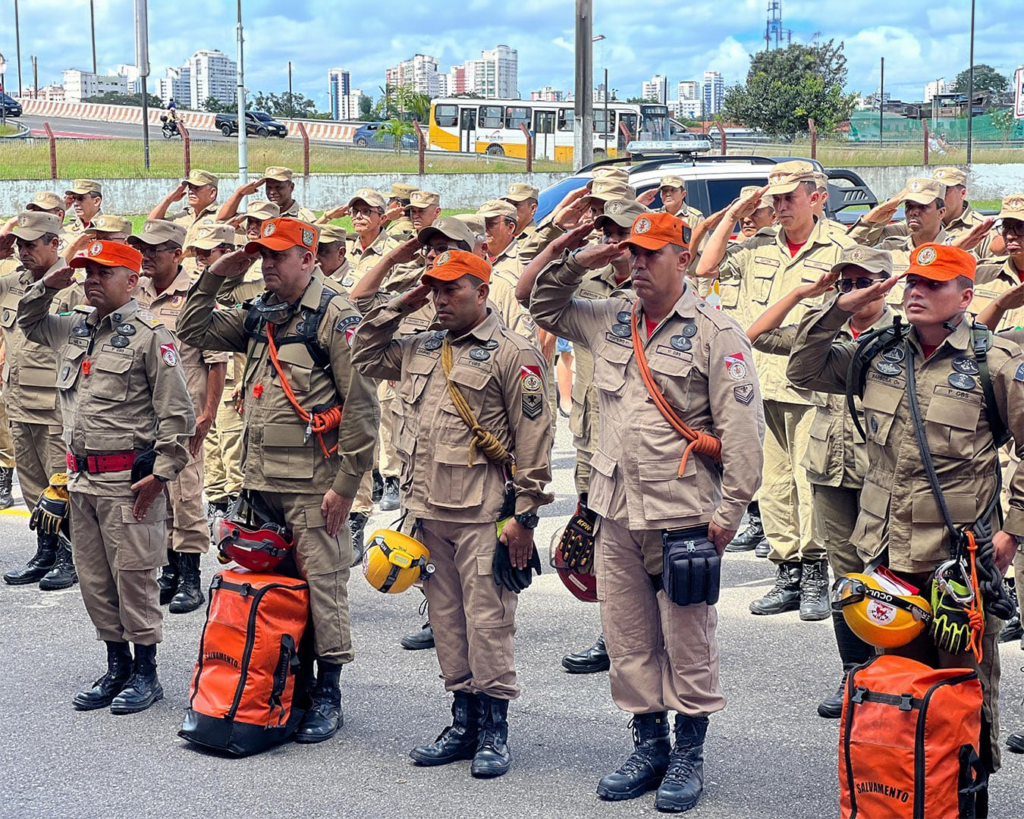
[117,501,166,570]
[429,442,486,510]
[801,410,833,479]
[586,448,618,518]
[925,397,981,460]
[718,282,740,310]
[57,346,86,392]
[646,353,695,414]
[261,423,314,479]
[911,493,977,554]
[850,480,891,558]
[638,456,703,524]
[472,552,516,627]
[593,342,631,396]
[750,270,775,305]
[861,388,901,447]
[273,345,313,393]
[90,355,132,402]
[18,365,58,411]
[294,503,344,575]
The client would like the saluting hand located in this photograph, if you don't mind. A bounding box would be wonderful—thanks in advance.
[398,282,432,312]
[636,189,659,207]
[389,237,422,266]
[207,249,258,279]
[861,196,902,226]
[237,179,264,197]
[552,187,590,230]
[321,204,350,221]
[951,218,994,252]
[383,203,405,224]
[548,221,596,257]
[322,489,353,539]
[130,474,164,521]
[794,270,840,300]
[0,233,16,259]
[836,276,898,313]
[168,182,188,202]
[727,186,769,221]
[41,266,76,291]
[572,240,630,271]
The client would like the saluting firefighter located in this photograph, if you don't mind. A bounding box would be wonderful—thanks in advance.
[178,217,378,744]
[19,241,195,714]
[530,213,765,813]
[351,250,553,779]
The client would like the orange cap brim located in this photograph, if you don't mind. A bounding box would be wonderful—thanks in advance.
[626,235,682,252]
[422,268,490,285]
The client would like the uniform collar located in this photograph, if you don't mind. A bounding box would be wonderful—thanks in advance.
[355,229,389,256]
[776,217,833,254]
[89,298,141,328]
[493,239,520,265]
[946,202,975,231]
[910,316,972,355]
[142,266,191,300]
[635,284,697,325]
[843,305,894,338]
[449,309,501,345]
[298,271,327,311]
[328,258,351,282]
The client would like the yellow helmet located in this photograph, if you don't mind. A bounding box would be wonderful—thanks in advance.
[832,573,933,648]
[362,529,434,594]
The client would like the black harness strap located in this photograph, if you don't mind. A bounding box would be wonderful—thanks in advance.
[242,288,335,372]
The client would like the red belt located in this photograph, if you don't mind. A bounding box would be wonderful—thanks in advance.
[66,451,136,474]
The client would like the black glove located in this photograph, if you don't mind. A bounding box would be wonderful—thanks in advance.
[493,538,542,594]
[130,447,157,483]
[559,501,596,574]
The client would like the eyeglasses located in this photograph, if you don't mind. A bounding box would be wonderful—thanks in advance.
[422,243,460,257]
[1000,220,1024,237]
[351,207,379,218]
[838,277,885,293]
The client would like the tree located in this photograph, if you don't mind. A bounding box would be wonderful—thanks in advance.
[251,91,318,118]
[722,39,857,137]
[626,96,659,104]
[203,96,236,114]
[358,95,379,122]
[374,83,430,122]
[83,91,162,107]
[990,107,1022,145]
[949,64,1009,94]
[376,118,415,153]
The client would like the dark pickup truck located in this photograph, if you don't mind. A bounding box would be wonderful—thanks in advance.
[215,111,288,138]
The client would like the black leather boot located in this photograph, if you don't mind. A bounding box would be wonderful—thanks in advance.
[39,532,77,591]
[371,469,384,504]
[999,578,1022,642]
[655,714,709,813]
[471,694,511,778]
[4,530,58,585]
[725,503,767,553]
[110,644,164,714]
[348,513,367,568]
[749,562,802,615]
[1007,732,1024,753]
[401,621,435,650]
[755,538,771,559]
[799,559,831,621]
[169,553,205,614]
[818,611,873,718]
[597,712,671,801]
[0,466,13,510]
[562,633,610,674]
[73,641,133,710]
[410,690,480,765]
[295,661,343,743]
[380,476,400,512]
[157,549,179,605]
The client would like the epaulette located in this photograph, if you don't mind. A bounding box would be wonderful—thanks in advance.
[134,309,164,330]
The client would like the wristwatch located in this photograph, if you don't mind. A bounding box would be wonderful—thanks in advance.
[514,512,539,530]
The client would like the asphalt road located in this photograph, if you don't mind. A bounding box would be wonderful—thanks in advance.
[2,421,1024,819]
[18,114,237,143]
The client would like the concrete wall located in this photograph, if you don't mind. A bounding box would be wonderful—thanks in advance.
[850,164,1024,202]
[0,172,568,216]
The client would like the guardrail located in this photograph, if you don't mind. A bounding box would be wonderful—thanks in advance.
[0,121,31,139]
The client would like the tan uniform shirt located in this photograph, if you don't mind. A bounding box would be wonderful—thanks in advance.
[136,268,229,414]
[490,241,540,347]
[516,221,538,243]
[351,306,553,523]
[342,230,399,290]
[719,217,856,403]
[386,216,415,242]
[974,258,1024,330]
[166,204,219,233]
[669,203,706,230]
[0,262,82,424]
[852,202,995,259]
[18,284,195,493]
[280,201,317,223]
[531,252,766,533]
[178,269,378,498]
[787,298,1024,572]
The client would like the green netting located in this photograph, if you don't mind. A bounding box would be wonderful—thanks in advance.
[845,110,1024,142]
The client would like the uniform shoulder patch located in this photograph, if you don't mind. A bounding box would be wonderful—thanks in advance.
[1015,363,1024,382]
[733,384,755,405]
[160,343,179,366]
[336,313,362,345]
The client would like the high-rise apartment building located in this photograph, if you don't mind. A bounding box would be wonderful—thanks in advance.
[157,63,192,107]
[61,69,129,102]
[189,50,236,109]
[328,68,352,119]
[385,54,440,97]
[703,70,725,116]
[446,45,518,99]
[642,74,668,104]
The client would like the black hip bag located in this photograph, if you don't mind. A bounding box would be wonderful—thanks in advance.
[662,525,721,607]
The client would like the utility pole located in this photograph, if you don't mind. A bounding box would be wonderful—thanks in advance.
[14,0,22,96]
[90,0,98,74]
[604,66,609,155]
[966,0,976,164]
[236,0,248,184]
[32,55,37,97]
[134,0,151,170]
[879,57,884,149]
[288,61,293,118]
[573,0,594,169]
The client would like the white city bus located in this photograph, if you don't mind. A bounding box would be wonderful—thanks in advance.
[428,97,672,162]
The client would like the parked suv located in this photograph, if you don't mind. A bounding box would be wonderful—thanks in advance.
[216,111,288,138]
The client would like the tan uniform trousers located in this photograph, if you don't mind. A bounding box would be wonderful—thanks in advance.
[71,489,168,645]
[261,490,353,665]
[0,397,14,469]
[597,517,725,717]
[810,484,863,579]
[762,401,823,563]
[351,447,377,517]
[378,380,400,478]
[203,400,244,504]
[418,518,519,700]
[11,421,65,510]
[166,450,210,555]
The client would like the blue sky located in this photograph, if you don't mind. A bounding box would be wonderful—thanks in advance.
[3,0,1020,109]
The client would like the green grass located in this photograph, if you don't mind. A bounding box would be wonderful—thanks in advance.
[730,140,1024,167]
[0,138,572,180]
[0,124,20,137]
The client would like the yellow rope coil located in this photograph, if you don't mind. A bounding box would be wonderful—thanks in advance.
[441,336,511,468]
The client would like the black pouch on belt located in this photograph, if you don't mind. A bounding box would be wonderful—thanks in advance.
[662,525,721,606]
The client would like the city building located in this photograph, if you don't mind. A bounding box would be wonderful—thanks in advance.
[61,69,129,103]
[532,86,566,102]
[438,65,466,97]
[669,98,703,120]
[678,81,699,102]
[924,79,946,103]
[157,63,192,108]
[328,68,351,119]
[642,74,668,104]
[447,45,518,99]
[348,89,369,119]
[115,64,142,95]
[17,84,65,102]
[385,54,439,97]
[188,50,237,109]
[703,70,725,115]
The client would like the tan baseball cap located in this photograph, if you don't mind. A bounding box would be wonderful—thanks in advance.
[659,175,685,190]
[127,219,188,247]
[477,199,518,220]
[932,167,967,188]
[418,216,477,248]
[11,212,63,242]
[66,179,102,196]
[245,200,280,221]
[318,224,349,246]
[504,182,539,203]
[186,223,236,250]
[813,171,829,191]
[583,179,635,203]
[900,178,945,206]
[260,166,294,183]
[997,194,1024,222]
[347,188,387,210]
[452,214,487,241]
[387,182,418,201]
[831,245,893,278]
[26,192,64,212]
[590,167,629,185]
[184,169,218,187]
[765,161,816,195]
[595,199,648,231]
[408,190,440,208]
[88,214,133,236]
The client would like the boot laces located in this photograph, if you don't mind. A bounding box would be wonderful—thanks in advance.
[661,746,698,785]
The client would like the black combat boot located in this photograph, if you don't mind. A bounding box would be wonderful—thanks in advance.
[348,513,367,568]
[755,538,771,559]
[471,694,511,778]
[999,579,1022,643]
[4,530,58,585]
[169,553,205,614]
[597,712,671,801]
[749,562,802,615]
[379,476,400,512]
[1007,732,1024,753]
[73,641,133,710]
[818,611,873,718]
[0,466,13,510]
[562,633,610,674]
[295,661,343,743]
[799,559,831,621]
[157,549,179,605]
[401,621,434,650]
[110,644,163,714]
[655,714,709,813]
[725,502,767,553]
[371,469,384,504]
[410,690,480,765]
[39,532,77,591]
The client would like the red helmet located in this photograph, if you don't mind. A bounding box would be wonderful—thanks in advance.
[549,526,598,603]
[215,494,293,572]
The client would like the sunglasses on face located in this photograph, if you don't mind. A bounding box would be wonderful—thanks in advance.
[838,277,885,293]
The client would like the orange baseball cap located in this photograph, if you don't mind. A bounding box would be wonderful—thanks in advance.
[422,249,492,284]
[244,217,319,255]
[69,240,143,274]
[904,243,976,282]
[626,212,689,251]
